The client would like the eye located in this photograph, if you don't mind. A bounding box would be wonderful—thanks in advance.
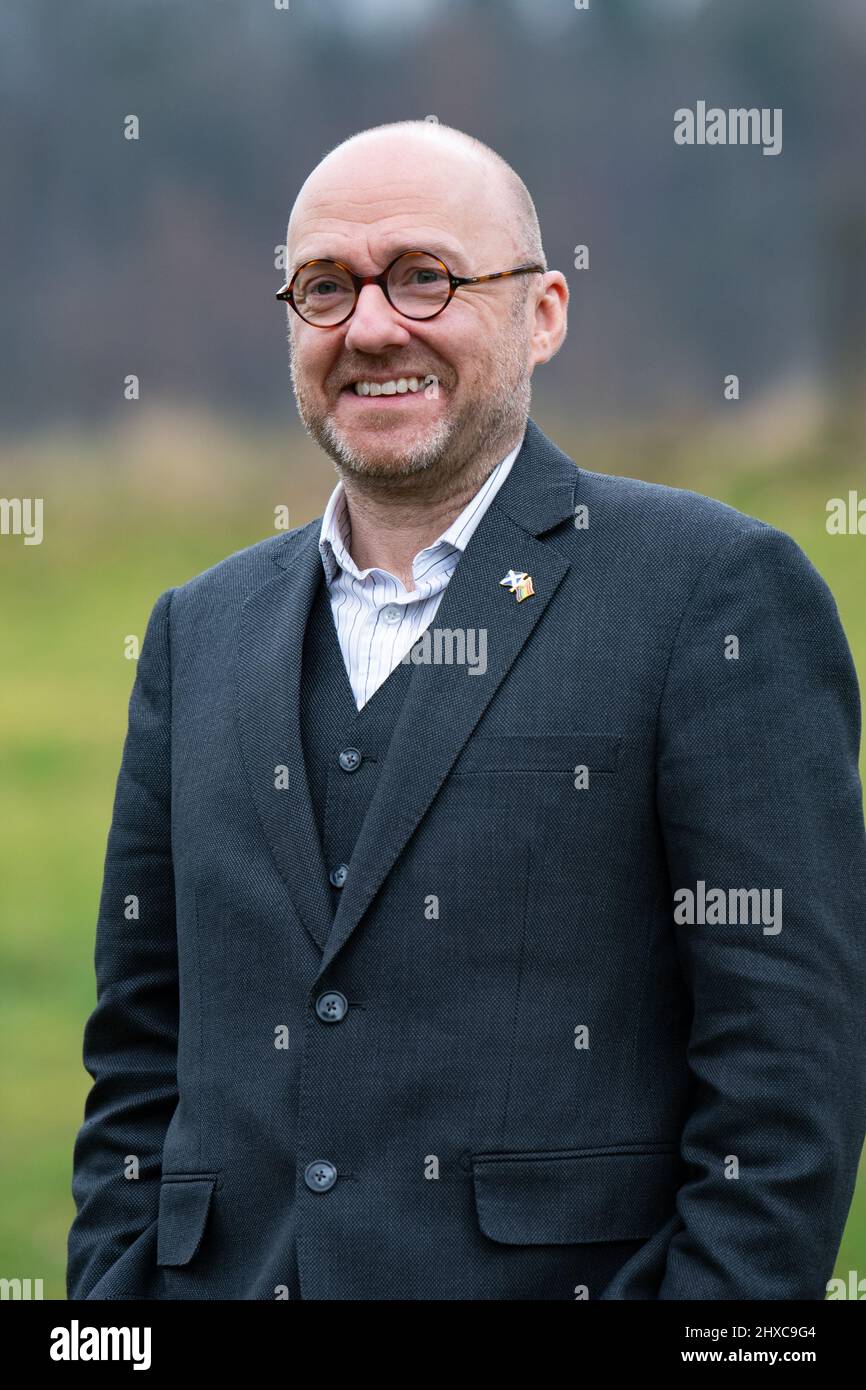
[411,267,445,285]
[309,278,341,297]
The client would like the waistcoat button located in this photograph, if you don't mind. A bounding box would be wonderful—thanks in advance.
[329,863,349,888]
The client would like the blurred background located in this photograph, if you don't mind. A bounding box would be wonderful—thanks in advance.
[1,0,864,1297]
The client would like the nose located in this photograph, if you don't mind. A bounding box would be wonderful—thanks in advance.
[343,283,412,354]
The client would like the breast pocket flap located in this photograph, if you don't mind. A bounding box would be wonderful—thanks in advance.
[457,733,621,774]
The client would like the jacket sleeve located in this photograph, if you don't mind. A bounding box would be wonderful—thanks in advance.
[66,586,179,1299]
[655,523,866,1299]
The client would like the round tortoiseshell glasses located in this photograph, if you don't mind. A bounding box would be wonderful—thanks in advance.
[276,249,546,327]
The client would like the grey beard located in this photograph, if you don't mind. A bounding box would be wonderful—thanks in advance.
[318,411,456,479]
[293,366,530,488]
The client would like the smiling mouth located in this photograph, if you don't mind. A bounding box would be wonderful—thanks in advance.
[341,376,435,397]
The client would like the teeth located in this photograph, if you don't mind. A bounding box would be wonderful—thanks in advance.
[353,377,424,396]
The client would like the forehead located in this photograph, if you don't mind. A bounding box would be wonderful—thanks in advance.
[288,134,516,272]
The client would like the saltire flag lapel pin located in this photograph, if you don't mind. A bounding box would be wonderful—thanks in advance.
[500,568,535,603]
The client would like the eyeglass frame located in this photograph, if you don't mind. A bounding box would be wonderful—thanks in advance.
[275,248,547,326]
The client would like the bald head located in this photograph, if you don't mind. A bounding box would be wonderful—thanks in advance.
[287,120,545,271]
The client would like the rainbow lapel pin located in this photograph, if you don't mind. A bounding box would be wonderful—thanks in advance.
[499,569,535,603]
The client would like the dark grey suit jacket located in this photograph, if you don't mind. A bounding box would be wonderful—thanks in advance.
[67,417,866,1299]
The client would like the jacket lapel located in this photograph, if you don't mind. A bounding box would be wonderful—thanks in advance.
[317,418,579,976]
[234,522,335,952]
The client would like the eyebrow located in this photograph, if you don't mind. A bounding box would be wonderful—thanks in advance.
[292,241,470,274]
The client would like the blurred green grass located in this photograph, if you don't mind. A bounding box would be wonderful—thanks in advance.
[1,404,864,1298]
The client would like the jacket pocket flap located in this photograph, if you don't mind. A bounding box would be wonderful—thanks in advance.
[156,1177,216,1266]
[470,1145,682,1245]
[457,733,621,774]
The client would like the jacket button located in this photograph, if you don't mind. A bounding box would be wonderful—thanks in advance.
[329,863,349,888]
[338,747,362,772]
[304,1160,337,1192]
[315,990,348,1022]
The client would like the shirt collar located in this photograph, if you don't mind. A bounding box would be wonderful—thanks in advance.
[318,439,522,588]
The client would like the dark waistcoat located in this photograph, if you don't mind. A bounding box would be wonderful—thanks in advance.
[298,570,417,917]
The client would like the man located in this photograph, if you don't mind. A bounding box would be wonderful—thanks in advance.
[68,120,866,1301]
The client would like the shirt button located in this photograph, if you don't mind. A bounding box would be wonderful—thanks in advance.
[315,990,349,1023]
[338,747,362,772]
[304,1160,337,1192]
[380,603,402,624]
[329,863,349,888]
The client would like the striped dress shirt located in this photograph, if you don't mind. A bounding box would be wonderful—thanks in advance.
[317,441,521,709]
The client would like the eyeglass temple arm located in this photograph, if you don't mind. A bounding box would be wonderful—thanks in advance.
[451,264,546,287]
